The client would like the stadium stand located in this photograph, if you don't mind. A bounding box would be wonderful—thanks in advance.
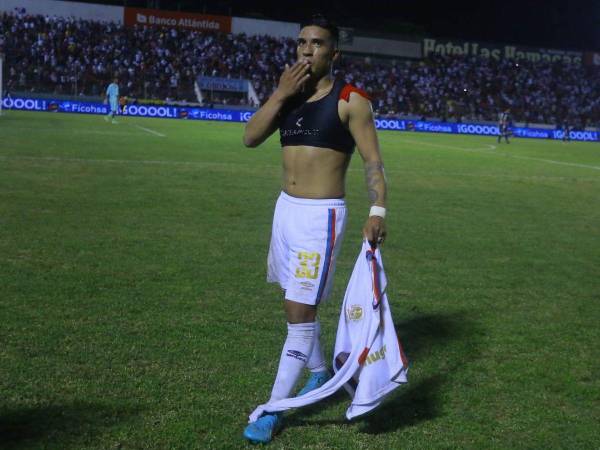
[1,11,599,127]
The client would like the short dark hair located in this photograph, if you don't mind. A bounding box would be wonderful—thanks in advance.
[301,14,339,46]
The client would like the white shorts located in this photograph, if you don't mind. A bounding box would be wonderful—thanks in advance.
[267,191,347,305]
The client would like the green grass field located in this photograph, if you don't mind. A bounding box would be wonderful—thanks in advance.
[1,110,599,449]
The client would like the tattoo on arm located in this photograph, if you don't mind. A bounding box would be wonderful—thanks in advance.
[364,161,387,206]
[368,188,379,203]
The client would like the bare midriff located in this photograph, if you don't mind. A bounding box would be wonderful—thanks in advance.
[282,145,351,199]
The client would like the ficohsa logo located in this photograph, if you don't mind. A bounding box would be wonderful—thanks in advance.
[457,124,499,136]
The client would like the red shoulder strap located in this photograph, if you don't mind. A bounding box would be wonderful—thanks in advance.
[340,84,371,102]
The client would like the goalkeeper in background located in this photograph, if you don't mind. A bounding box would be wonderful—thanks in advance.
[104,77,119,124]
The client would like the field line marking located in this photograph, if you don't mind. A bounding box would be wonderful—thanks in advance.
[399,138,600,171]
[502,154,600,171]
[133,124,166,137]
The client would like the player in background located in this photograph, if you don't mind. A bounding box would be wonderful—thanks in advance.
[119,95,127,114]
[497,108,511,144]
[104,77,119,124]
[562,118,571,142]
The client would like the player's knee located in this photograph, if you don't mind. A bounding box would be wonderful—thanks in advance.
[284,299,317,323]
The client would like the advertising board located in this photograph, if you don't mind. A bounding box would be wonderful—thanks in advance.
[124,7,231,32]
[3,97,597,142]
[423,38,583,64]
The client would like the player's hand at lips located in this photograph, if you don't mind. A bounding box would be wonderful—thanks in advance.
[363,216,387,248]
[276,61,311,99]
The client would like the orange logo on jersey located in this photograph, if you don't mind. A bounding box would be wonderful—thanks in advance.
[364,345,387,366]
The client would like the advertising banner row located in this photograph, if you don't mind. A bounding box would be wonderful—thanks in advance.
[197,76,249,93]
[423,38,583,65]
[424,37,600,67]
[112,5,301,38]
[124,7,231,32]
[3,97,598,142]
[375,119,598,142]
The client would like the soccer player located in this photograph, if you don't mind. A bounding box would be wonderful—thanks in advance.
[242,15,387,444]
[562,118,571,142]
[104,77,119,124]
[119,95,127,114]
[497,108,511,144]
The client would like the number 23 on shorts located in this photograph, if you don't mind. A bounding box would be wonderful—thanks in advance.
[295,251,321,279]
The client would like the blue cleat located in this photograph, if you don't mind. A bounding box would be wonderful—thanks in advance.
[297,369,331,396]
[243,413,283,444]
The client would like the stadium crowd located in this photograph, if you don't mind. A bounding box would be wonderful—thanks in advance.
[342,55,600,128]
[2,10,599,127]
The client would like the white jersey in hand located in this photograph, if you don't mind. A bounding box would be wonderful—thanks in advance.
[248,240,408,422]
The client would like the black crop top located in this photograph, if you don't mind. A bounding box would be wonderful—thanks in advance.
[279,78,369,154]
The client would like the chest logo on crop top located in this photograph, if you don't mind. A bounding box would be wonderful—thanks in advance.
[282,115,320,138]
[281,127,320,137]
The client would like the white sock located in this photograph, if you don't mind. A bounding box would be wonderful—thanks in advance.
[306,320,327,373]
[269,322,316,402]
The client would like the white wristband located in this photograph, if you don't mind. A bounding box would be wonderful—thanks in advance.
[369,205,386,219]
